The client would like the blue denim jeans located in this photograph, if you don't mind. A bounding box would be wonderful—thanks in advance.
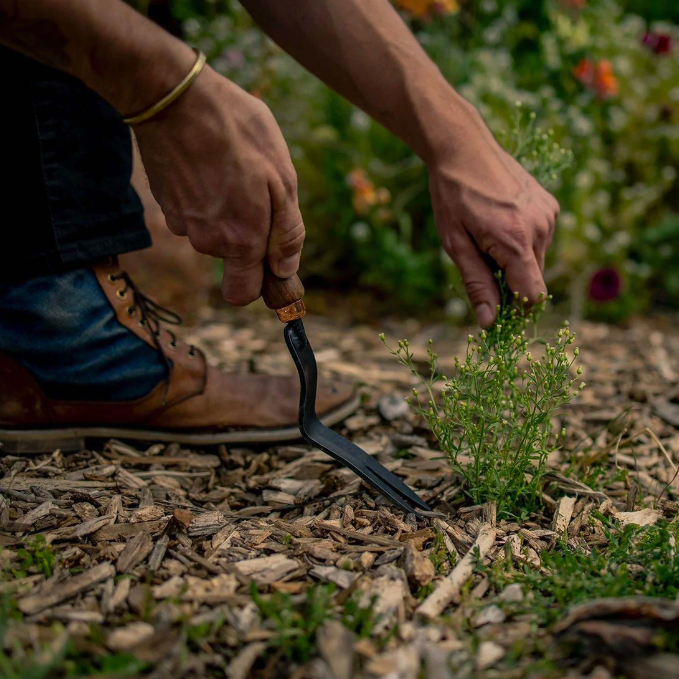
[0,268,167,401]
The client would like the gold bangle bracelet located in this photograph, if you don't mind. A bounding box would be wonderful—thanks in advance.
[123,48,207,125]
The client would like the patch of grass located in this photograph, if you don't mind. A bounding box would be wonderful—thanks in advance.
[251,582,336,663]
[59,648,148,677]
[481,518,679,628]
[393,448,415,460]
[415,583,434,600]
[0,596,149,678]
[341,593,379,639]
[429,528,456,575]
[383,276,582,520]
[252,583,381,664]
[9,535,55,579]
[580,464,629,494]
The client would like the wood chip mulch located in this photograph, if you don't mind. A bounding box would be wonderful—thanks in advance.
[2,308,679,679]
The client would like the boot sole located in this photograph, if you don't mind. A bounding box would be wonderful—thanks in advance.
[0,395,361,454]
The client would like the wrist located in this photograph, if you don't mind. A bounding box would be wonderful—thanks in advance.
[84,30,196,118]
[417,88,490,168]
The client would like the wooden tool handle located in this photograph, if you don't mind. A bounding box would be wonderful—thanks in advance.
[262,267,306,322]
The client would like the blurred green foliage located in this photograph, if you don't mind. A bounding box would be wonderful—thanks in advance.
[147,0,679,319]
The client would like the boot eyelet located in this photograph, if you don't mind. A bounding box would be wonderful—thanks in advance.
[127,307,136,317]
[107,273,118,285]
[187,348,196,359]
[116,289,127,300]
[168,341,177,351]
[138,319,147,328]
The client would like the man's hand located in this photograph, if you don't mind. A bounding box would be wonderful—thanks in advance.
[428,103,559,326]
[1,0,559,319]
[240,0,560,326]
[0,0,304,307]
[132,67,305,306]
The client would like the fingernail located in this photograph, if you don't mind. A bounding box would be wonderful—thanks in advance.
[277,252,301,277]
[475,303,494,328]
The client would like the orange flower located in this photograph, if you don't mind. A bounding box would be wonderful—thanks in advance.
[395,0,458,18]
[348,169,377,215]
[573,58,618,99]
[594,60,618,99]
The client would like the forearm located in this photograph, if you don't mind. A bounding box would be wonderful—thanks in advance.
[240,0,482,164]
[0,0,194,115]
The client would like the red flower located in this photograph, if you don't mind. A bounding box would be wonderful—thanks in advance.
[642,32,672,56]
[573,58,594,84]
[573,58,619,100]
[589,268,622,302]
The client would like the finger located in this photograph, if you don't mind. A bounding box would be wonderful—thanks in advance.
[534,243,546,273]
[503,253,547,306]
[267,178,305,278]
[533,218,553,272]
[221,259,265,307]
[447,230,501,328]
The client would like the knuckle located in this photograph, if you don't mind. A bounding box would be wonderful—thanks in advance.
[273,220,305,256]
[188,229,222,256]
[251,97,273,119]
[280,168,298,197]
[224,240,257,262]
[534,220,551,244]
[222,229,262,261]
[487,218,530,262]
[462,278,491,305]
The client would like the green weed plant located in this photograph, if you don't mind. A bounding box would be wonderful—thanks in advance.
[383,278,583,519]
[482,518,679,629]
[502,103,575,188]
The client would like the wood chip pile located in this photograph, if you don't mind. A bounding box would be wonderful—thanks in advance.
[2,308,679,678]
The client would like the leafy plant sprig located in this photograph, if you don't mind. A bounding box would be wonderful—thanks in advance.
[502,103,574,187]
[382,275,584,520]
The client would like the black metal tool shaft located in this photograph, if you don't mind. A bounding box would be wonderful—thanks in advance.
[284,318,432,516]
[262,268,432,516]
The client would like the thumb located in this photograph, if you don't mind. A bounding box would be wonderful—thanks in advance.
[447,232,500,328]
[267,200,305,279]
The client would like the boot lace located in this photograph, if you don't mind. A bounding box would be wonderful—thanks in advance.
[109,271,197,404]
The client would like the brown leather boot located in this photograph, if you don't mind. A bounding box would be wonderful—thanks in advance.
[0,259,358,453]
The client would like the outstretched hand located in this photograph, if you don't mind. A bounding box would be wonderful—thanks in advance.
[428,104,559,327]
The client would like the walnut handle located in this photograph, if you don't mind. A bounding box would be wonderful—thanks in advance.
[262,267,306,322]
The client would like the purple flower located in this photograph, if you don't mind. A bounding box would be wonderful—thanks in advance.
[589,268,622,302]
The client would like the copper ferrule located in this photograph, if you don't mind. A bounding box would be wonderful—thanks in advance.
[276,300,306,323]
